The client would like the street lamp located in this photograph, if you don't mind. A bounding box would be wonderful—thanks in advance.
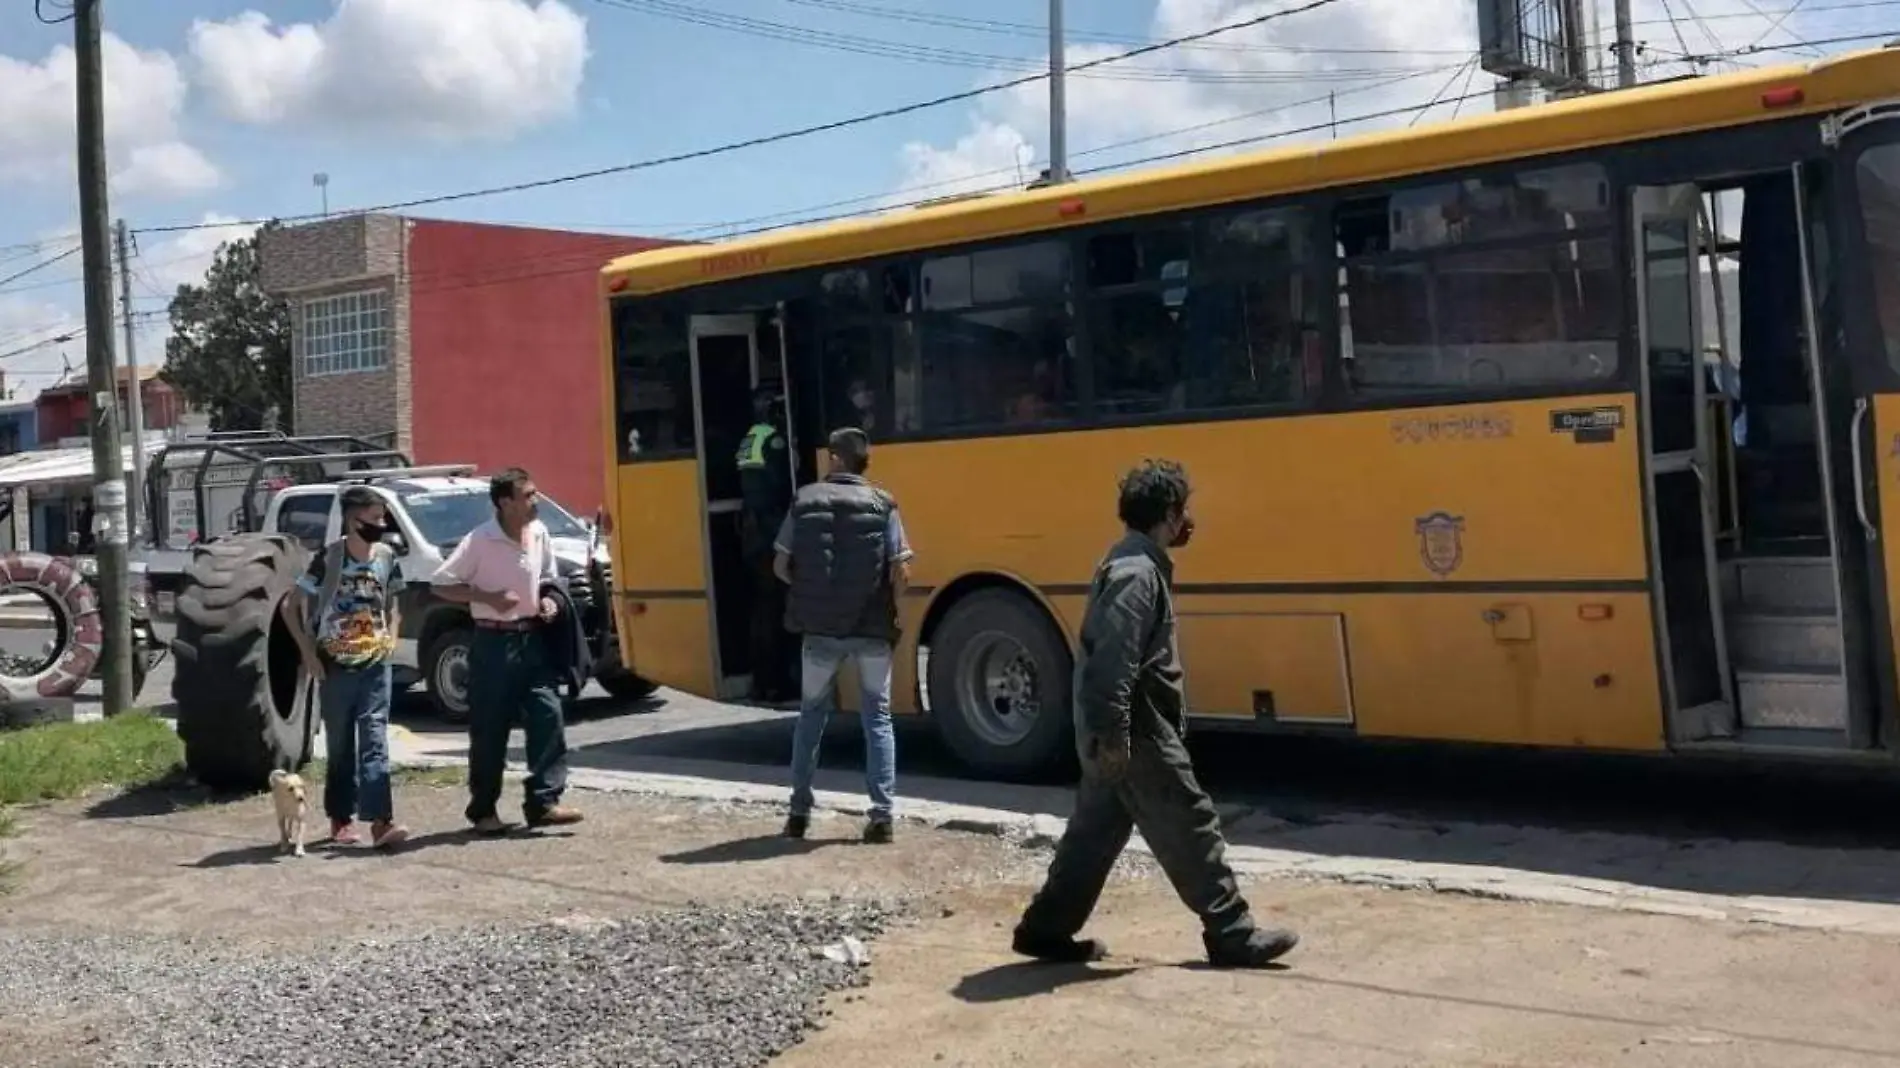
[313,173,329,217]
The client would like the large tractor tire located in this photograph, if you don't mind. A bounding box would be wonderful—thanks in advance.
[171,533,315,792]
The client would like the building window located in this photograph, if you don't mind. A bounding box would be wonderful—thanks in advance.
[301,289,390,376]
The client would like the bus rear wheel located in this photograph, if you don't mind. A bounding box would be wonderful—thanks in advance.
[926,589,1073,781]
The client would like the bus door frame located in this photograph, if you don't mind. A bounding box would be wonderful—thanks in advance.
[1819,108,1900,750]
[1632,182,1738,742]
[688,312,764,701]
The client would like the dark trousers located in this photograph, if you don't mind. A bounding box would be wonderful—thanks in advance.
[1019,718,1255,946]
[748,553,794,698]
[465,627,570,823]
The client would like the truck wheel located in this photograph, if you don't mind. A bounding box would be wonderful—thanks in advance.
[926,588,1074,781]
[0,552,103,700]
[597,668,658,702]
[170,533,315,792]
[423,626,473,724]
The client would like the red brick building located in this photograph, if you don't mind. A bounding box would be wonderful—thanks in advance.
[35,365,187,443]
[259,215,676,512]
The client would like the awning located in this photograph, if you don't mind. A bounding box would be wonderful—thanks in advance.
[0,440,153,489]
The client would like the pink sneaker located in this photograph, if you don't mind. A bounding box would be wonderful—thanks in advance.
[331,819,360,846]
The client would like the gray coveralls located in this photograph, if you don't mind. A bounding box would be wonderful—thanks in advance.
[1017,531,1257,951]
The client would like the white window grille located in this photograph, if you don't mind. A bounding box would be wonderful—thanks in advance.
[301,289,390,376]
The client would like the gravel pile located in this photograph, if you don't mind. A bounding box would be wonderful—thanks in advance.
[0,897,902,1068]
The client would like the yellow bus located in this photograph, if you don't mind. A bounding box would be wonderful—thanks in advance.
[598,46,1900,779]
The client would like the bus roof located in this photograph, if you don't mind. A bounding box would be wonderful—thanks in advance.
[603,46,1900,296]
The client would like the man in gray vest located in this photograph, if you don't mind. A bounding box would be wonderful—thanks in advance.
[282,486,409,850]
[1011,459,1298,969]
[773,427,913,844]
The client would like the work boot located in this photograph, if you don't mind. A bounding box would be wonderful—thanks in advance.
[861,818,894,844]
[526,805,584,829]
[783,813,809,839]
[1204,926,1300,969]
[1011,925,1108,963]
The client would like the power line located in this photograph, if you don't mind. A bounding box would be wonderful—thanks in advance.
[0,246,82,291]
[134,0,1358,236]
[33,0,73,24]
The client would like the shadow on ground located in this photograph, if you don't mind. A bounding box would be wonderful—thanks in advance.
[477,707,1900,910]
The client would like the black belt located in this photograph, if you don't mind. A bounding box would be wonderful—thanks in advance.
[474,618,541,633]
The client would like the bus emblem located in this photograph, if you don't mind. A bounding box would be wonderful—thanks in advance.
[1414,511,1466,577]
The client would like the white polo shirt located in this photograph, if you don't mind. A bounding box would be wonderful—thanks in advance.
[435,518,558,623]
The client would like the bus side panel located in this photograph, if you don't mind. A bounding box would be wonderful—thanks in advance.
[1871,394,1900,717]
[876,393,1664,751]
[611,459,716,695]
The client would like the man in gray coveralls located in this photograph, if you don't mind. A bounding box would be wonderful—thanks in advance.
[1011,459,1300,969]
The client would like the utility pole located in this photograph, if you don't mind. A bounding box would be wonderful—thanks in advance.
[114,219,147,543]
[73,0,135,717]
[1613,0,1638,87]
[1046,0,1069,185]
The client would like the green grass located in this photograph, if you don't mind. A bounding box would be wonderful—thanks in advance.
[0,713,184,808]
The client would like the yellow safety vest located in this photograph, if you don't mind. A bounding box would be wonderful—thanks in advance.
[735,423,776,470]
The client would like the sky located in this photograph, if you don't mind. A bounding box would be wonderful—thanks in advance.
[0,0,1893,403]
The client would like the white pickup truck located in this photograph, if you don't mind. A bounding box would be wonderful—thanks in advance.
[143,434,651,790]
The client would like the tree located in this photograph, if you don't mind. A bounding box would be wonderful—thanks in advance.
[161,227,291,432]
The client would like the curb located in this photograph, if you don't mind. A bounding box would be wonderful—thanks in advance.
[386,750,1900,937]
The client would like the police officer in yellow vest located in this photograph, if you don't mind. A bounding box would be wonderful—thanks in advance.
[736,388,797,701]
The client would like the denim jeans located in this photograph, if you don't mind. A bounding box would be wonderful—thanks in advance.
[320,661,394,824]
[788,635,896,822]
[465,628,570,823]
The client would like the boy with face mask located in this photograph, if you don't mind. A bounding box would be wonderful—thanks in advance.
[284,486,409,849]
[1010,459,1298,969]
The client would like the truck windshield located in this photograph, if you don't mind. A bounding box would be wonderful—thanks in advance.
[395,486,588,547]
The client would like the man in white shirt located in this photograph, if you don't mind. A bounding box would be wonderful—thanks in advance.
[433,467,583,834]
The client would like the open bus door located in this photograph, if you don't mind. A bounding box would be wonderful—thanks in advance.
[688,313,762,700]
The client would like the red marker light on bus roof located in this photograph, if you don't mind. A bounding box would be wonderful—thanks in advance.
[608,277,629,293]
[1058,199,1087,218]
[1761,85,1805,108]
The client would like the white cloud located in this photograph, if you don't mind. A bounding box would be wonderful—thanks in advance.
[0,34,220,200]
[895,0,1834,199]
[189,0,590,141]
[138,214,260,293]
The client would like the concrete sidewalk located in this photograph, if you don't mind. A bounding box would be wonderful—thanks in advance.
[387,730,1900,938]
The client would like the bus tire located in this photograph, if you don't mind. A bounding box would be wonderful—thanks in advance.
[597,667,659,702]
[170,533,316,792]
[926,589,1073,781]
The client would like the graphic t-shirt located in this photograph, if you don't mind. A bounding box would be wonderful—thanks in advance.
[298,544,404,668]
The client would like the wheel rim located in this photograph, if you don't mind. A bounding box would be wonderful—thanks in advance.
[951,629,1042,748]
[436,643,470,714]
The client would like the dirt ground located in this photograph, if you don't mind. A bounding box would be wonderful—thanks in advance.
[5,781,1900,1068]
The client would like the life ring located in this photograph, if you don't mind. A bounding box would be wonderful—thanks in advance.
[0,552,102,700]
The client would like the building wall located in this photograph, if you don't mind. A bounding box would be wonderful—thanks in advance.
[406,221,672,512]
[261,214,412,451]
[34,379,182,443]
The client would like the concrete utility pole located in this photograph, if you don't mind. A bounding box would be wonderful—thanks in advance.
[114,219,147,542]
[1614,0,1638,87]
[1047,0,1070,185]
[73,0,136,717]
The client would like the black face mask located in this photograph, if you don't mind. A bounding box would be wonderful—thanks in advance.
[353,520,384,542]
[1168,516,1195,549]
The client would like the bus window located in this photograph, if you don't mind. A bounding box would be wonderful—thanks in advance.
[911,240,1077,432]
[1336,163,1617,397]
[1087,205,1312,416]
[612,301,694,461]
[1854,143,1900,372]
[818,267,897,436]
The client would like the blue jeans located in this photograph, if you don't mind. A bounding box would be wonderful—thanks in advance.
[788,635,896,822]
[320,662,394,824]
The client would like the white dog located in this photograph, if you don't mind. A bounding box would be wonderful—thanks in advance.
[269,769,308,857]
